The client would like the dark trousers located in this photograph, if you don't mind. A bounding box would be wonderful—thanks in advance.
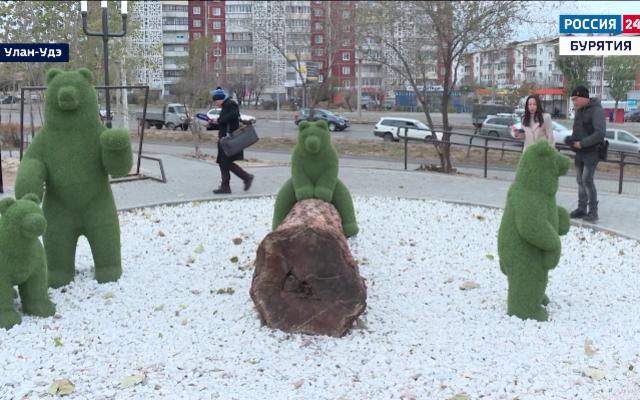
[218,157,250,187]
[575,157,598,211]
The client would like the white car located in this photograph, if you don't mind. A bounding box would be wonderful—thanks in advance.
[605,129,640,154]
[510,121,572,143]
[373,117,443,142]
[206,108,256,130]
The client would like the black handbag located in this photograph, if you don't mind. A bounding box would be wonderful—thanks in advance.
[220,124,259,157]
[598,140,609,161]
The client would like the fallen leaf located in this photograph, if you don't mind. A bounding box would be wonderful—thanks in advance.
[181,318,188,326]
[119,374,145,389]
[158,230,165,237]
[476,215,486,221]
[232,237,243,245]
[584,367,606,381]
[185,256,195,265]
[48,379,75,396]
[194,244,204,254]
[459,280,480,290]
[293,379,304,389]
[584,338,597,357]
[230,256,239,263]
[619,249,625,256]
[53,337,63,347]
[217,287,235,295]
[102,292,114,300]
[486,254,495,260]
[448,393,470,400]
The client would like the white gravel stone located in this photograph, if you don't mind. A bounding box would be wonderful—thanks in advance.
[1,197,639,399]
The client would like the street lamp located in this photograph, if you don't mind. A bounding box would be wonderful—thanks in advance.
[80,0,128,128]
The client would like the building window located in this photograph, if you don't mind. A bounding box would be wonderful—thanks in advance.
[213,48,222,56]
[193,32,201,40]
[315,35,323,44]
[313,48,324,57]
[342,66,351,75]
[193,19,201,28]
[215,62,222,70]
[193,6,201,15]
[314,22,323,31]
[313,8,323,16]
[213,20,221,30]
[213,34,222,43]
[212,7,221,16]
[343,80,351,87]
[341,10,351,19]
[342,52,350,61]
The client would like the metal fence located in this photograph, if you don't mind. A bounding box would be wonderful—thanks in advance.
[395,126,640,195]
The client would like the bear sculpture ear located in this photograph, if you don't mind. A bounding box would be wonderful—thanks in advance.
[314,119,328,130]
[0,197,16,215]
[298,121,310,130]
[46,68,63,84]
[78,68,93,84]
[21,193,41,204]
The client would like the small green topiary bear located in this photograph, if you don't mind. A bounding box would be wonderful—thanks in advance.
[15,68,133,288]
[0,194,56,330]
[498,138,571,321]
[273,119,358,237]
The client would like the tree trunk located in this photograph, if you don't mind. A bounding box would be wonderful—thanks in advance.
[251,199,367,337]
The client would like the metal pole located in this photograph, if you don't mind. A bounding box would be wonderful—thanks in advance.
[102,6,112,128]
[357,57,362,121]
[137,86,149,175]
[618,153,625,194]
[19,88,25,159]
[403,127,408,170]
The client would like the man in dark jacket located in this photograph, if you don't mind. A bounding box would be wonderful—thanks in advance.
[211,87,254,194]
[566,85,605,222]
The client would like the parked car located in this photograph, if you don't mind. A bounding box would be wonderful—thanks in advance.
[373,117,443,142]
[0,95,20,104]
[293,108,349,131]
[510,120,572,143]
[605,129,640,154]
[624,110,640,122]
[205,107,256,130]
[472,104,514,127]
[99,108,114,123]
[479,114,520,138]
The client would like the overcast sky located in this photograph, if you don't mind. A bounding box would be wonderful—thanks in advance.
[517,1,639,40]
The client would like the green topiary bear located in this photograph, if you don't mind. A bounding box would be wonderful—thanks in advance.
[15,68,133,288]
[0,194,56,329]
[498,138,571,321]
[273,119,358,237]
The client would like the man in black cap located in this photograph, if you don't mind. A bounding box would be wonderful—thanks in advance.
[211,87,254,194]
[565,85,605,222]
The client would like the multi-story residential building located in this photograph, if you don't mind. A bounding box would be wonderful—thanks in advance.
[161,1,190,95]
[129,1,164,92]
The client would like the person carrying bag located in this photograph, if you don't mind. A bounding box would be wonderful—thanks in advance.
[211,87,254,194]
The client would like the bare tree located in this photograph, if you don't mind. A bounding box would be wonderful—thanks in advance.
[172,36,215,157]
[605,56,639,112]
[358,1,550,173]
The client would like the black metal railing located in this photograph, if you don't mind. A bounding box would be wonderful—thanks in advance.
[395,127,640,194]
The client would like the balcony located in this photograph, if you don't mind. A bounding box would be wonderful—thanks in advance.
[162,25,189,32]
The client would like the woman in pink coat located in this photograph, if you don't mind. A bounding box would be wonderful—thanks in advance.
[516,95,554,149]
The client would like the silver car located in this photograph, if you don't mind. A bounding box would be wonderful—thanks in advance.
[605,129,640,154]
[480,114,520,138]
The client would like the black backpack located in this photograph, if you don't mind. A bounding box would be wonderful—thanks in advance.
[598,140,609,161]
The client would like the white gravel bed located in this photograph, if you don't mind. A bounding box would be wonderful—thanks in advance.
[1,197,639,400]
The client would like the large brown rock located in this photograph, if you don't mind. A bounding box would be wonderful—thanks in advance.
[251,199,367,337]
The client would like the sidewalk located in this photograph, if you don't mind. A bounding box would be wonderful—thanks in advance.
[105,143,640,241]
[2,142,638,240]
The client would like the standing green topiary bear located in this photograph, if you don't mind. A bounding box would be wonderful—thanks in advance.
[498,138,571,321]
[0,194,56,329]
[273,119,358,237]
[15,68,133,288]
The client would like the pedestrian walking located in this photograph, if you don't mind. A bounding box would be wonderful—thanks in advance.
[564,85,606,222]
[211,87,254,194]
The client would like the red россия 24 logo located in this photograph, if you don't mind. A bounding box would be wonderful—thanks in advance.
[623,15,640,33]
